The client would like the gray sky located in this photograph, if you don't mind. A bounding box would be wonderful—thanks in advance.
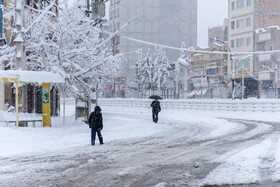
[68,0,228,47]
[198,0,228,46]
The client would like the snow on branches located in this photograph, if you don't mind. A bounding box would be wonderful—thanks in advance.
[24,3,120,99]
[0,0,16,69]
[138,47,171,94]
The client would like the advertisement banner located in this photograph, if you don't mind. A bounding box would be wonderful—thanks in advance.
[43,88,50,103]
[192,77,208,88]
[236,68,249,78]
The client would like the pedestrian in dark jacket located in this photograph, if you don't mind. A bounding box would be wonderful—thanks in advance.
[88,106,104,145]
[151,99,161,123]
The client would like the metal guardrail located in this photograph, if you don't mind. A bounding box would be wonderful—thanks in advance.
[99,98,280,112]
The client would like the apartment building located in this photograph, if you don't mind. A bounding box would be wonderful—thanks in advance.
[109,0,197,97]
[208,19,228,46]
[255,26,280,98]
[228,0,280,98]
[188,43,228,99]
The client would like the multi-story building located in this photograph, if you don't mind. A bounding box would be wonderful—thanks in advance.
[208,19,228,46]
[188,43,228,99]
[228,0,280,98]
[109,0,197,97]
[255,26,280,98]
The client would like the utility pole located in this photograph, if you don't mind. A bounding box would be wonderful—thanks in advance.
[275,65,278,99]
[241,63,244,100]
[14,0,26,70]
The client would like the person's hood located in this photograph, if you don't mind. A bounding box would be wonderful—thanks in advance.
[94,106,101,112]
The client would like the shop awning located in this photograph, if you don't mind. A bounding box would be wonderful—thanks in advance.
[0,70,64,84]
[187,88,200,97]
[195,88,208,96]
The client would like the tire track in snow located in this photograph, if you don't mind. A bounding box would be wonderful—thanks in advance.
[0,116,279,187]
[258,122,280,186]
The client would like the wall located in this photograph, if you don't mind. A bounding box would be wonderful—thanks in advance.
[99,98,280,112]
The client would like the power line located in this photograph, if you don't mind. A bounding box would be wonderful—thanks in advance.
[121,36,280,56]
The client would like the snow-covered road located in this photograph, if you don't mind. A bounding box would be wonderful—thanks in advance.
[1,107,280,186]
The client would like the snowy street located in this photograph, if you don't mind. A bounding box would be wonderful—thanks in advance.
[1,107,280,186]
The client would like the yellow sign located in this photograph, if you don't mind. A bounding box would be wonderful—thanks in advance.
[42,83,51,127]
[236,68,249,78]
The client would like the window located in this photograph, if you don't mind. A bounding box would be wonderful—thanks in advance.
[237,0,244,9]
[246,37,251,46]
[247,0,252,6]
[237,19,244,29]
[236,38,244,47]
[256,41,265,51]
[246,17,251,27]
[231,21,235,30]
[231,2,235,10]
[231,40,235,48]
[256,41,272,51]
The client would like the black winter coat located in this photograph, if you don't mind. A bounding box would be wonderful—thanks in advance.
[151,101,161,113]
[88,108,103,130]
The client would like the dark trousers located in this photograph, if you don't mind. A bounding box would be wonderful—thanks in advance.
[152,111,159,123]
[91,128,103,145]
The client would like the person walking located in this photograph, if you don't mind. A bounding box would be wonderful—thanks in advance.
[151,98,161,123]
[88,106,104,145]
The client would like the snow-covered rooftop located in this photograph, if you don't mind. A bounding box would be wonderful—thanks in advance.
[0,70,64,84]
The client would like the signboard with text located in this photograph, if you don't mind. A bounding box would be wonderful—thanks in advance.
[236,68,249,78]
[192,77,208,88]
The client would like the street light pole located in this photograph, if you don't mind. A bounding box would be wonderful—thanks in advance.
[201,72,203,99]
[214,38,234,99]
[275,65,278,99]
[242,63,244,100]
[234,55,252,99]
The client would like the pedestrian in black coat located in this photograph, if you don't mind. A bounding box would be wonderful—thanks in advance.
[151,99,161,123]
[88,106,104,145]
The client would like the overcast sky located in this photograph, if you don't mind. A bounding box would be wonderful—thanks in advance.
[198,0,228,46]
[68,0,228,47]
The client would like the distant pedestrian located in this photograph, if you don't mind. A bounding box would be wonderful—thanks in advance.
[151,99,161,123]
[88,106,104,145]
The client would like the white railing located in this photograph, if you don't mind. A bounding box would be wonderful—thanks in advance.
[99,98,280,112]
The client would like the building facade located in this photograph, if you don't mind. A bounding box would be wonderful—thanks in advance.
[255,26,280,98]
[109,0,197,97]
[228,0,280,98]
[188,43,228,99]
[208,19,228,46]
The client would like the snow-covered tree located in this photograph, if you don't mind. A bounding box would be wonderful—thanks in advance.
[24,2,121,99]
[153,47,171,94]
[139,49,153,87]
[0,0,16,69]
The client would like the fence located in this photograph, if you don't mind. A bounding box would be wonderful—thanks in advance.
[99,98,280,112]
